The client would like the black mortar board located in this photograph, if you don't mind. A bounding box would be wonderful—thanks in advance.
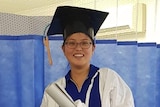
[47,6,109,40]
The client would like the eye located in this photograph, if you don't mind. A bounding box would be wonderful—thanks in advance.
[81,41,89,46]
[65,40,76,46]
[68,41,76,45]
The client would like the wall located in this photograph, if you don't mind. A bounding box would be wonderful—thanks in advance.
[12,0,160,43]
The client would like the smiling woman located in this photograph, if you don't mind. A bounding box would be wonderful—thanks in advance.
[0,4,160,107]
[40,6,135,107]
[0,1,160,107]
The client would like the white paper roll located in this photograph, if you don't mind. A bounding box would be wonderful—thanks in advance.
[46,83,76,107]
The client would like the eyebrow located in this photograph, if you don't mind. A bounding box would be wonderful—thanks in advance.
[67,38,90,41]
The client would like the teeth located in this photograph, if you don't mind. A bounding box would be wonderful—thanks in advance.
[74,54,83,57]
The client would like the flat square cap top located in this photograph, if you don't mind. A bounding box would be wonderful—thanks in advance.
[47,6,109,39]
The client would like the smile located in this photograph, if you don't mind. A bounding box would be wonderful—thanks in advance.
[73,54,84,57]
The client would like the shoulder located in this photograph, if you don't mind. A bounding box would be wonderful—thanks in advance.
[98,68,135,107]
[98,67,128,88]
[47,77,66,89]
[98,68,120,79]
[98,68,117,83]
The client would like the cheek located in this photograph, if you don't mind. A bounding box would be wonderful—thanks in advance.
[63,47,73,57]
[86,48,95,57]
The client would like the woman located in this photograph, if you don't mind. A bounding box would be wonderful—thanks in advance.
[41,6,135,107]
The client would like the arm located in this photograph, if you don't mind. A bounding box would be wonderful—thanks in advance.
[99,68,135,107]
[40,91,59,107]
[40,79,87,107]
[110,73,135,107]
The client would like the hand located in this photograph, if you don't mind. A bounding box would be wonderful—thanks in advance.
[74,100,87,107]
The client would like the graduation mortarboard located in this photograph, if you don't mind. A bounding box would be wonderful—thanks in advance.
[47,6,109,40]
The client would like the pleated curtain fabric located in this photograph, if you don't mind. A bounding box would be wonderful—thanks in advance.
[0,35,160,107]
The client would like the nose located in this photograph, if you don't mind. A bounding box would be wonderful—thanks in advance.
[75,43,82,50]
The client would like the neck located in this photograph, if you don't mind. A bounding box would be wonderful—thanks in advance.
[70,64,90,91]
[70,64,90,77]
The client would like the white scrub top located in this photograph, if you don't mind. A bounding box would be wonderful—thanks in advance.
[40,67,135,107]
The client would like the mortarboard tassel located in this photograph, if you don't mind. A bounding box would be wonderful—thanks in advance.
[43,36,53,65]
[43,24,53,65]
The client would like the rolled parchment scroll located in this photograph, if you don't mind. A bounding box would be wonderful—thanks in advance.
[46,83,76,107]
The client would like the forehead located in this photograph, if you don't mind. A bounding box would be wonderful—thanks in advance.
[66,33,91,40]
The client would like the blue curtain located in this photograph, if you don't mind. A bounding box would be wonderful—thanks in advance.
[0,36,44,107]
[0,35,160,107]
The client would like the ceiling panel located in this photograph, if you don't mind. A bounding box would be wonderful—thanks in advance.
[0,0,67,13]
[0,0,148,15]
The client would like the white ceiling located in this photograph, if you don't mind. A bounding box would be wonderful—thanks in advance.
[0,0,67,13]
[0,0,151,17]
[0,0,139,14]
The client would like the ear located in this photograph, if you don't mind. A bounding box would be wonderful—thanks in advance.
[92,45,95,52]
[62,45,65,53]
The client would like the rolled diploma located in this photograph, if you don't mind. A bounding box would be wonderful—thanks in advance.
[46,83,76,107]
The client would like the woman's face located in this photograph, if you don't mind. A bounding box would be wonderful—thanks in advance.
[62,33,95,68]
